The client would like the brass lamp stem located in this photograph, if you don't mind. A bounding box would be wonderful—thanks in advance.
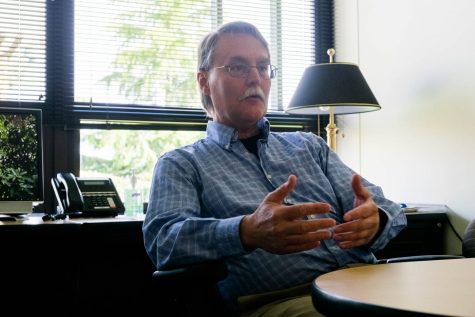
[325,107,338,152]
[325,48,337,152]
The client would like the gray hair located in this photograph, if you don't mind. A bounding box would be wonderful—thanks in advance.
[197,21,270,113]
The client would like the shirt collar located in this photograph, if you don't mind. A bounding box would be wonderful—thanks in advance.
[206,117,270,150]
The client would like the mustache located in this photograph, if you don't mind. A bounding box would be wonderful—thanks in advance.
[238,87,265,101]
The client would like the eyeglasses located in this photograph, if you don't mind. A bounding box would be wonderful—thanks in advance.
[215,63,278,79]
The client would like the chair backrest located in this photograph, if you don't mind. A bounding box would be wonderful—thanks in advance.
[462,219,475,257]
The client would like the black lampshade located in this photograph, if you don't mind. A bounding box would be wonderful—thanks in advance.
[286,63,380,115]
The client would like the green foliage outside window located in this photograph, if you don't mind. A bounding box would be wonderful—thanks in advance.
[94,0,210,106]
[81,129,205,213]
[0,114,39,200]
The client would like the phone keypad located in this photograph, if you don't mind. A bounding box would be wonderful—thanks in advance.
[83,192,117,208]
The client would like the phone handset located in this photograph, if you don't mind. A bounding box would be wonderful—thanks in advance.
[51,172,84,214]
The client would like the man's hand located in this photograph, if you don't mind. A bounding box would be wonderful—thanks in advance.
[240,175,336,254]
[333,174,380,249]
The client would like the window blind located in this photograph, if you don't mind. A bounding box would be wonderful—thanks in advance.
[0,0,45,103]
[1,0,333,133]
[73,0,315,109]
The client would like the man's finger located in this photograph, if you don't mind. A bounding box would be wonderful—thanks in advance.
[264,174,297,204]
[285,217,336,234]
[352,174,370,200]
[282,203,333,220]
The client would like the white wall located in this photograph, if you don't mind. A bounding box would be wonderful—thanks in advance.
[334,0,475,249]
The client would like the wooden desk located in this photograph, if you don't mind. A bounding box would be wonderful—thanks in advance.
[312,258,475,317]
[0,214,155,315]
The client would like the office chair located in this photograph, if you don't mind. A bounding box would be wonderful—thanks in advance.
[152,218,475,316]
[462,218,475,257]
[151,259,228,317]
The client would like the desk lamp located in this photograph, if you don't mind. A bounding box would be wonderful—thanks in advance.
[286,48,380,152]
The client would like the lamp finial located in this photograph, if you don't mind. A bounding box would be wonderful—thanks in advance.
[327,48,335,63]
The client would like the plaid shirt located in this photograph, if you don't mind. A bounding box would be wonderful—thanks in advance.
[143,117,406,309]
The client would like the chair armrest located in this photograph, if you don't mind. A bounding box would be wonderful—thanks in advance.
[152,259,228,288]
[377,254,464,264]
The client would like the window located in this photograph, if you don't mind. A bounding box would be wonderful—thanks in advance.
[73,0,320,210]
[80,129,206,216]
[0,0,334,213]
[0,0,335,120]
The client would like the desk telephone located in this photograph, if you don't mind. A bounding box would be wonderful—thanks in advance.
[51,172,125,218]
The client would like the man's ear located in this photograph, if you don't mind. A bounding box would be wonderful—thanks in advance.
[197,72,210,95]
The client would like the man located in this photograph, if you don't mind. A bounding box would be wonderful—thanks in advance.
[143,21,407,317]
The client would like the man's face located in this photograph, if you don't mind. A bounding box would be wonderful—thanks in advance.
[198,33,271,134]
